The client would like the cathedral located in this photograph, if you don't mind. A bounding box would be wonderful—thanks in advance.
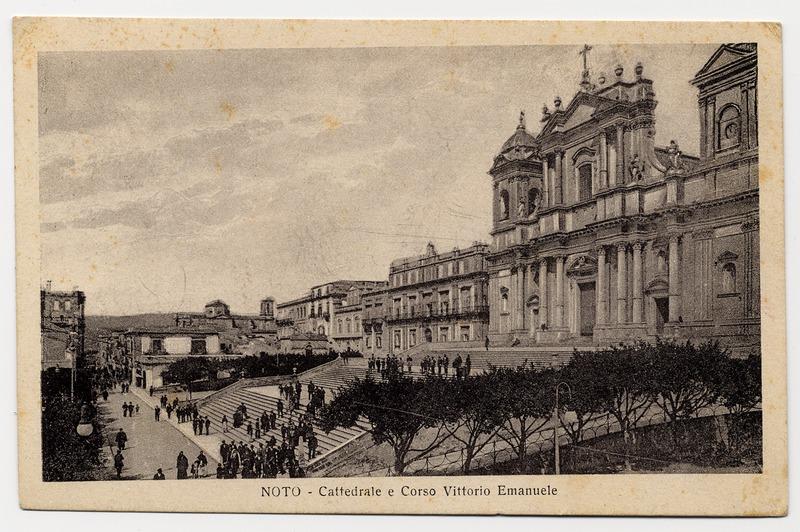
[486,43,759,355]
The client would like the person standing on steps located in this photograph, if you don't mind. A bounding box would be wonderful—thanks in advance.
[153,468,165,480]
[222,414,229,433]
[205,416,211,435]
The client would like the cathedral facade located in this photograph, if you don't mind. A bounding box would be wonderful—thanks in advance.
[486,44,759,355]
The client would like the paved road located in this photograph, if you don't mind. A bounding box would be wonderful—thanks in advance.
[97,388,219,480]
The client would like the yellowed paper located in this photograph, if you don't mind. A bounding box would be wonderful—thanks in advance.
[15,18,786,515]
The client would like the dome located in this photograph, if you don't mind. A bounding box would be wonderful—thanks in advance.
[499,111,538,153]
[501,125,538,153]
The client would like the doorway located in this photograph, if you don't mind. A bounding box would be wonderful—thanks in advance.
[655,297,669,333]
[424,328,433,343]
[578,282,596,336]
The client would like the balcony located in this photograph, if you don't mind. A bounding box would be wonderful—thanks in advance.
[385,304,489,324]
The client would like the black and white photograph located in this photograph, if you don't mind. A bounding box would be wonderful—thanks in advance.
[12,16,787,517]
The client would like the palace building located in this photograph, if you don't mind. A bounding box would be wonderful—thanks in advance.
[377,241,490,354]
[486,43,759,355]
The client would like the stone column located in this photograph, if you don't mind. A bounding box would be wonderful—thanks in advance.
[539,259,548,327]
[740,83,750,150]
[555,256,565,328]
[554,151,563,205]
[616,242,628,324]
[516,265,526,331]
[615,124,625,184]
[668,235,681,322]
[598,131,608,189]
[542,156,550,208]
[597,246,607,325]
[632,242,644,323]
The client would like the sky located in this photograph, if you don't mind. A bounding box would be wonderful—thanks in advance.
[38,43,719,316]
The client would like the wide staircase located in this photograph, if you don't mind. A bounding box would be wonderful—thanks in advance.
[197,385,365,468]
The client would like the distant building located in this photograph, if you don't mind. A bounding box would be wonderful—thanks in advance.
[276,280,387,345]
[175,297,277,352]
[330,286,371,351]
[361,287,388,355]
[40,283,85,370]
[120,326,225,389]
[380,241,490,354]
[278,332,331,356]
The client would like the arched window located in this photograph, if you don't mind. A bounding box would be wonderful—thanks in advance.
[721,263,737,293]
[345,318,352,333]
[718,105,741,151]
[578,163,593,202]
[527,188,540,216]
[499,189,510,220]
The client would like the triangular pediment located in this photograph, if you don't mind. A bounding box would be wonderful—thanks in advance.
[539,91,611,137]
[694,44,752,78]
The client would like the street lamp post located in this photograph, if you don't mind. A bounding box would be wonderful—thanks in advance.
[553,381,573,475]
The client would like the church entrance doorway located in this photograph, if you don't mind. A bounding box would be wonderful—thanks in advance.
[655,297,669,333]
[578,281,596,336]
[424,328,433,343]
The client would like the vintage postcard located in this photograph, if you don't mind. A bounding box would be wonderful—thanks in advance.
[14,18,786,515]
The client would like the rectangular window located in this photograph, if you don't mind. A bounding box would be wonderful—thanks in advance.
[439,327,450,342]
[366,336,372,348]
[393,331,401,349]
[408,329,417,348]
[376,336,382,348]
[460,325,471,342]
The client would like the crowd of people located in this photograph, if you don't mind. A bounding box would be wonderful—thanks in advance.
[368,353,473,380]
[419,353,472,379]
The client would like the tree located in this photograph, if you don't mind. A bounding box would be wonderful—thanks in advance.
[441,371,505,474]
[559,353,607,446]
[590,342,656,470]
[319,374,450,475]
[161,357,216,399]
[717,354,762,454]
[719,354,761,414]
[41,391,105,481]
[493,364,555,472]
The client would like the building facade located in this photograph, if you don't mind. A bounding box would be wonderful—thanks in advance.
[377,242,490,354]
[276,280,386,345]
[121,327,224,389]
[330,285,373,352]
[175,298,277,352]
[40,283,86,370]
[486,44,759,355]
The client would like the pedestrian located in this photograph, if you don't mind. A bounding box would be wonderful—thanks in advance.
[465,354,472,377]
[102,389,109,401]
[115,428,128,450]
[485,336,490,351]
[222,414,229,433]
[277,399,284,417]
[216,463,225,479]
[135,403,140,416]
[308,433,318,460]
[176,451,189,479]
[192,416,198,435]
[205,416,211,435]
[197,451,208,477]
[149,385,154,397]
[114,449,124,479]
[247,421,253,438]
[153,468,165,480]
[154,405,161,421]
